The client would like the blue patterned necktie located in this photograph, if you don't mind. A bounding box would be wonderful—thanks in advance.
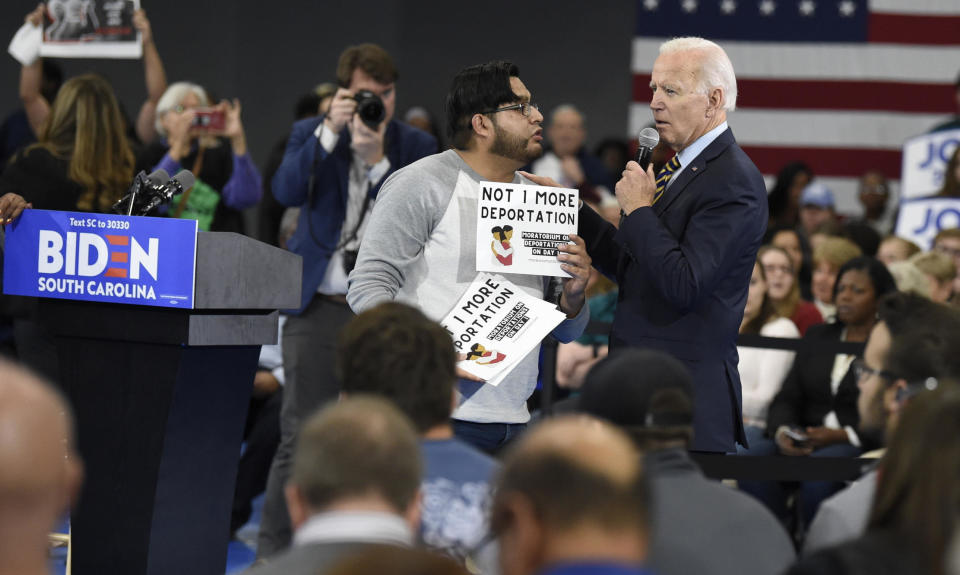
[653,155,681,205]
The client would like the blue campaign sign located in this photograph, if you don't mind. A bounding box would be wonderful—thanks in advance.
[3,210,198,308]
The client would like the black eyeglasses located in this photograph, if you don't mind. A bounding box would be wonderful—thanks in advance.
[852,359,897,382]
[483,102,540,117]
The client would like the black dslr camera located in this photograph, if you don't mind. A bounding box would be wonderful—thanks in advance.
[353,90,386,130]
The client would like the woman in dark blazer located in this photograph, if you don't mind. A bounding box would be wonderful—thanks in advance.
[740,256,897,527]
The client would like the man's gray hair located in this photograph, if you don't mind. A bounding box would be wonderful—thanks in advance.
[660,37,738,111]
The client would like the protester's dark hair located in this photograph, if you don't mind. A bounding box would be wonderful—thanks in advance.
[336,43,398,88]
[445,61,520,150]
[831,256,898,310]
[336,302,456,433]
[291,396,421,513]
[767,161,813,224]
[868,385,960,575]
[877,293,960,383]
[326,545,470,575]
[491,439,648,537]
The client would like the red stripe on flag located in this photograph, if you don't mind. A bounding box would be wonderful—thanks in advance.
[105,235,129,246]
[740,146,903,179]
[105,268,128,278]
[869,13,960,46]
[632,75,956,114]
[111,252,129,263]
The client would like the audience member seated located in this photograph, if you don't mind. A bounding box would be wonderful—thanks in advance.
[325,545,469,575]
[885,260,931,299]
[555,269,618,390]
[851,170,896,236]
[336,303,498,564]
[769,226,814,300]
[578,349,796,575]
[876,235,921,266]
[140,82,262,233]
[737,258,800,451]
[491,416,652,575]
[804,293,960,553]
[841,221,881,259]
[529,105,614,205]
[799,182,838,241]
[808,219,844,254]
[760,246,822,335]
[811,237,862,321]
[0,359,83,575]
[910,250,956,304]
[741,257,897,528]
[789,383,960,575]
[0,74,136,383]
[242,397,421,575]
[932,228,960,302]
[17,5,167,147]
[767,161,813,230]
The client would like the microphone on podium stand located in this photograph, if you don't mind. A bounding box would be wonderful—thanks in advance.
[113,169,195,216]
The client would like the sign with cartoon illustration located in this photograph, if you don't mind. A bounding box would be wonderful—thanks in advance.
[441,273,567,386]
[476,181,578,277]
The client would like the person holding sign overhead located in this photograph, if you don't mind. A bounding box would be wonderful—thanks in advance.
[348,61,591,454]
[526,37,767,453]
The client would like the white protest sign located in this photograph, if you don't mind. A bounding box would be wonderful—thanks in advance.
[895,197,960,251]
[476,181,578,277]
[40,0,142,59]
[441,273,567,386]
[900,129,960,200]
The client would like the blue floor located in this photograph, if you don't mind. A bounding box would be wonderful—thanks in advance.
[49,493,264,574]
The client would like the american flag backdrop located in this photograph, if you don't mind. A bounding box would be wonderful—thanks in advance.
[630,0,960,214]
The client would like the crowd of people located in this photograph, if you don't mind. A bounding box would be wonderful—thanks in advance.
[1,7,960,575]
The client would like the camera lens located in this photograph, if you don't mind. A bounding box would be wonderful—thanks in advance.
[353,90,386,130]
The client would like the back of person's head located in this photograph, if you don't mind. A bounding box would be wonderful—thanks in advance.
[578,349,694,450]
[288,396,421,519]
[814,236,862,270]
[336,302,456,433]
[336,43,397,88]
[879,293,960,387]
[445,60,520,150]
[0,360,82,568]
[154,81,209,138]
[832,256,898,305]
[35,73,134,211]
[911,251,957,284]
[842,221,882,257]
[492,415,647,571]
[326,545,470,575]
[869,384,960,575]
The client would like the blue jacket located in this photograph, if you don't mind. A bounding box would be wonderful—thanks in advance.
[272,117,437,312]
[579,128,767,452]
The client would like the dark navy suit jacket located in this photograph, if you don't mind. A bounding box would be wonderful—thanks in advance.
[272,117,436,313]
[579,128,767,452]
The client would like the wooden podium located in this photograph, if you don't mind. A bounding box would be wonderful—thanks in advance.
[38,231,301,575]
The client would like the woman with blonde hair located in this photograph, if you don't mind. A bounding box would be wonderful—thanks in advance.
[811,237,863,321]
[0,73,135,213]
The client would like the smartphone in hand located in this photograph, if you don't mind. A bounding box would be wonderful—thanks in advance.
[192,108,226,132]
[783,427,810,448]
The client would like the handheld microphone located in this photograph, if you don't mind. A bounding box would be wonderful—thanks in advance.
[139,170,196,215]
[635,127,660,171]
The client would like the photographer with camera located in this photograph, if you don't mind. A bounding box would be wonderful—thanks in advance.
[260,43,436,559]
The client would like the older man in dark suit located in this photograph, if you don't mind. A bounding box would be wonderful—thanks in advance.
[529,37,767,452]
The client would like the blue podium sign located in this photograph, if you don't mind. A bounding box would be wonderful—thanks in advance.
[3,210,198,308]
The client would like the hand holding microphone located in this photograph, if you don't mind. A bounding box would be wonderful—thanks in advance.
[616,127,660,216]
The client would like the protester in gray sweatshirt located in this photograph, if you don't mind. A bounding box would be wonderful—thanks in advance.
[348,61,591,453]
